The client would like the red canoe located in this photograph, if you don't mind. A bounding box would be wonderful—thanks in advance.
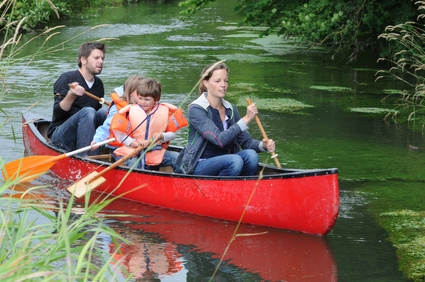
[20,111,340,235]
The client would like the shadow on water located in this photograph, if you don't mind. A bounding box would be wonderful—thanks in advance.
[1,0,421,280]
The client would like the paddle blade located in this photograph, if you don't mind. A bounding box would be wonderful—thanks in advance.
[66,171,106,198]
[2,155,60,182]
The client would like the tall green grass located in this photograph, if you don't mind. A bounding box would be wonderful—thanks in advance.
[0,181,131,281]
[0,1,130,280]
[376,0,425,126]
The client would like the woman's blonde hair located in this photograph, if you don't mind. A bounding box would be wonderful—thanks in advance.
[123,75,144,102]
[199,62,229,94]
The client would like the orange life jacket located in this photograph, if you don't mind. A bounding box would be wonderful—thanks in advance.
[110,103,188,145]
[107,92,129,147]
[162,103,189,132]
[114,103,173,166]
[109,92,128,113]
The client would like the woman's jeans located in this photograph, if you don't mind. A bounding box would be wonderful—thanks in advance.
[192,149,258,176]
[51,107,106,156]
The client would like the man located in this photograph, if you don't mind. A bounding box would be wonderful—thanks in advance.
[47,42,107,156]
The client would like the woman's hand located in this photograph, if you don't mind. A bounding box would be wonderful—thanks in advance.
[242,103,258,124]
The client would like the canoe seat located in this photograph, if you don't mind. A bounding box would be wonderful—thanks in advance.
[159,166,174,173]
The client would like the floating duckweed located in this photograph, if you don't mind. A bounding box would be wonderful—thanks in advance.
[227,84,307,113]
[379,209,425,280]
[349,107,398,114]
[235,96,313,113]
[383,89,406,95]
[230,83,259,93]
[353,68,378,72]
[232,83,297,95]
[310,85,353,92]
[381,210,425,217]
[216,53,282,63]
[224,33,259,38]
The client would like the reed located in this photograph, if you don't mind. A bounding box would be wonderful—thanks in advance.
[0,1,131,280]
[0,180,132,281]
[376,1,425,126]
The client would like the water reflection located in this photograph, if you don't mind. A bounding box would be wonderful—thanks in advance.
[108,236,183,281]
[99,197,337,281]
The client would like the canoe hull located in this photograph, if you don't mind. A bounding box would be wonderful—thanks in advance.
[21,112,340,235]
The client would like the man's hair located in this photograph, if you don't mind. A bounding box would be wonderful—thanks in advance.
[77,42,107,67]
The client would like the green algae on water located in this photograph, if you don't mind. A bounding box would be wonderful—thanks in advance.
[380,210,425,281]
[235,96,313,113]
[226,83,312,113]
[349,107,398,115]
[310,85,353,92]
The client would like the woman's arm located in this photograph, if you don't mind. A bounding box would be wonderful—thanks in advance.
[189,105,243,148]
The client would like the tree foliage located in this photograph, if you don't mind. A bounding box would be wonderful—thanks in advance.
[179,0,418,60]
[0,0,122,32]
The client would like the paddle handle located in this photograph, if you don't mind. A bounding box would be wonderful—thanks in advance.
[68,83,110,106]
[246,98,281,168]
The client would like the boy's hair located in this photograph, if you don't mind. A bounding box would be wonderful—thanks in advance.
[199,62,229,94]
[123,75,144,102]
[77,42,107,67]
[137,78,162,102]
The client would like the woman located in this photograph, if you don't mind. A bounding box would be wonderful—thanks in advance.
[175,62,275,176]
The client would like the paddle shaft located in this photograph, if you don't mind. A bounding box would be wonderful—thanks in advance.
[63,138,115,158]
[31,138,116,165]
[3,138,116,182]
[86,136,161,183]
[68,83,110,106]
[246,98,281,168]
[85,138,159,184]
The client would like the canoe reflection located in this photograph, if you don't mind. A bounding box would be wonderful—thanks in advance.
[109,239,183,280]
[101,197,338,281]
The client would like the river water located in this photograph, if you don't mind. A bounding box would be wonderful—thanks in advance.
[1,0,421,281]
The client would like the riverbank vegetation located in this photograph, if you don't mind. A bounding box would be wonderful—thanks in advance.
[0,1,130,280]
[0,0,122,32]
[376,1,425,128]
[0,181,130,281]
[179,0,417,61]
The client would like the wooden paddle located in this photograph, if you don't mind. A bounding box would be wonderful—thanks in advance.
[68,83,110,106]
[3,138,116,182]
[67,136,161,198]
[246,98,281,168]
